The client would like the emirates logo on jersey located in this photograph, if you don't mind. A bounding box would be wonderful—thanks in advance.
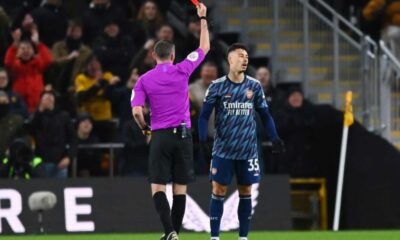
[246,89,253,99]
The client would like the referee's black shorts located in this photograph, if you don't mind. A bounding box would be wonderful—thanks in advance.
[148,127,195,184]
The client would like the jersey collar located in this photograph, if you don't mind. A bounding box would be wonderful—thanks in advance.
[227,75,247,85]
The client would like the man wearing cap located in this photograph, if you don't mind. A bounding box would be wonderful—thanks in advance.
[131,3,209,240]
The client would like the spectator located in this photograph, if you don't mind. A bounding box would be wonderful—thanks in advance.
[30,90,77,178]
[130,24,179,75]
[76,112,102,177]
[52,20,92,90]
[116,0,172,18]
[0,68,28,118]
[189,61,218,138]
[0,6,10,67]
[0,139,45,179]
[82,0,127,45]
[131,0,165,45]
[129,39,156,75]
[274,87,318,177]
[362,0,400,29]
[50,20,92,115]
[111,68,140,129]
[256,67,271,92]
[93,20,136,83]
[75,55,120,121]
[30,0,68,47]
[12,13,37,41]
[255,67,273,175]
[9,1,41,34]
[154,24,185,61]
[4,28,52,112]
[362,0,400,41]
[156,24,174,42]
[0,91,24,157]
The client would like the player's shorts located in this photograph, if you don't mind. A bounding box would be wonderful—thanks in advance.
[148,127,195,184]
[209,156,261,185]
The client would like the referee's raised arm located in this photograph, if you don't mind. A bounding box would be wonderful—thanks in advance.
[197,3,210,54]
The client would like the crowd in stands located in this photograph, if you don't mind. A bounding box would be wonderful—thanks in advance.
[0,0,352,179]
[0,0,226,179]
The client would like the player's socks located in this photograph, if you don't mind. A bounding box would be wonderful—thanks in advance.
[211,237,220,240]
[171,194,186,233]
[238,238,248,240]
[153,191,174,236]
[238,195,252,238]
[210,194,224,238]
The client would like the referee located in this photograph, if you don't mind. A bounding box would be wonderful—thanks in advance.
[131,3,209,240]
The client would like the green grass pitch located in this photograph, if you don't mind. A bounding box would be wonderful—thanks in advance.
[2,231,400,240]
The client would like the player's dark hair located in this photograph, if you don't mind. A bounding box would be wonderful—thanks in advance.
[154,40,175,60]
[227,43,248,57]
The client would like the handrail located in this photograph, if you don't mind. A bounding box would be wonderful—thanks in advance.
[314,0,364,37]
[380,40,400,71]
[78,143,125,149]
[73,142,125,178]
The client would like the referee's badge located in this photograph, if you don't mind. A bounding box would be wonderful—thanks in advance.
[246,89,253,99]
[187,51,199,62]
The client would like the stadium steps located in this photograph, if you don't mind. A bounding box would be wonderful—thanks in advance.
[218,1,364,119]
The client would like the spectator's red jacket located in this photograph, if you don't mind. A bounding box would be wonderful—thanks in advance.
[4,43,52,112]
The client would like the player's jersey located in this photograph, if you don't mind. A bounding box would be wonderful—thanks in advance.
[204,75,268,160]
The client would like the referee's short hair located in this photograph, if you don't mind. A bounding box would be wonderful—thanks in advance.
[227,43,248,57]
[154,40,175,60]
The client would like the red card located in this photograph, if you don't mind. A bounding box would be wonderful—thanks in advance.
[191,0,200,6]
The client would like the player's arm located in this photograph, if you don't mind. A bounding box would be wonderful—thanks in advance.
[175,3,209,77]
[254,83,285,153]
[131,77,151,135]
[198,83,217,142]
[132,106,148,130]
[257,106,279,141]
[197,3,210,54]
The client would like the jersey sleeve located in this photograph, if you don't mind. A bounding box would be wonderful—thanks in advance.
[130,76,147,107]
[176,48,206,77]
[254,82,268,110]
[203,81,219,105]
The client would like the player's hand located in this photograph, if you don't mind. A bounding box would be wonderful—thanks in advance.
[197,3,207,17]
[271,138,285,154]
[142,125,152,136]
